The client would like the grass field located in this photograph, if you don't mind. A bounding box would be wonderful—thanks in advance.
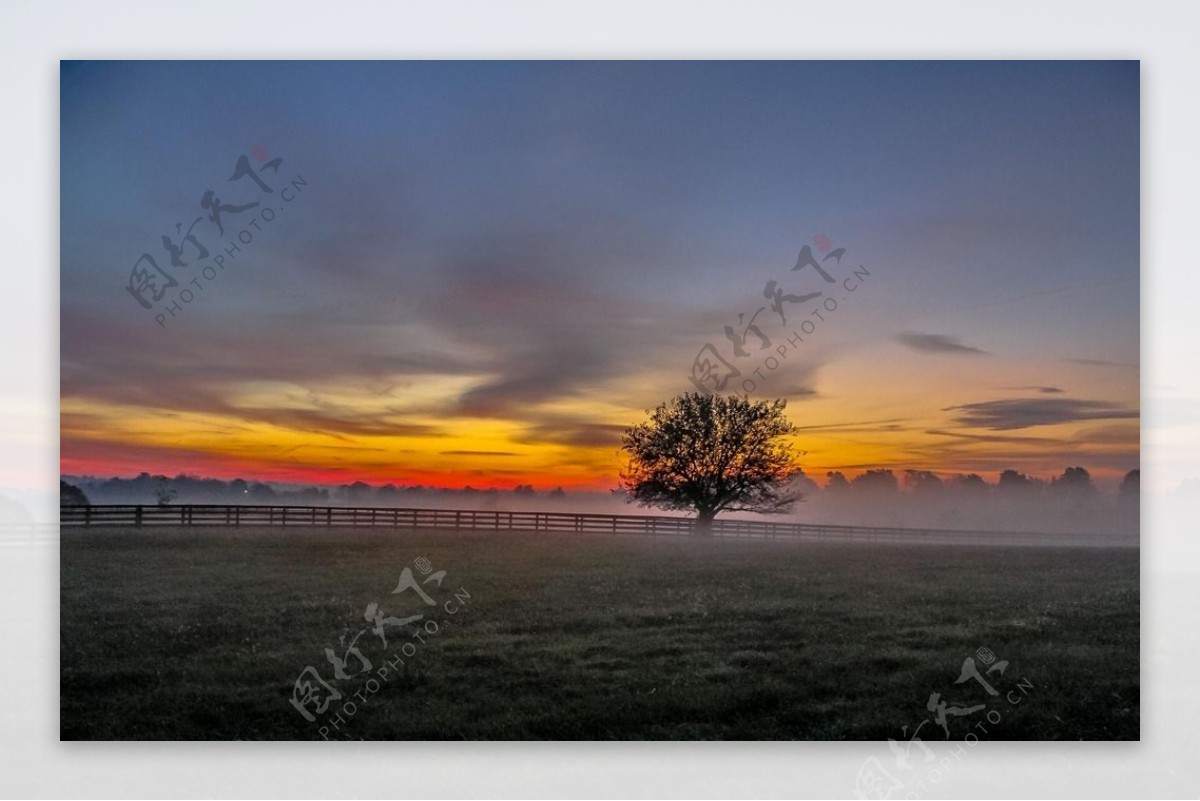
[60,527,1139,740]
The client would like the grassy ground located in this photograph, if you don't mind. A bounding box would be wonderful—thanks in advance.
[60,527,1139,740]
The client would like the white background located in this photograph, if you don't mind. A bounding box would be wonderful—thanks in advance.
[2,1,1198,798]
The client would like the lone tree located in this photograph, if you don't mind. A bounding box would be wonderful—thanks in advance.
[620,392,801,534]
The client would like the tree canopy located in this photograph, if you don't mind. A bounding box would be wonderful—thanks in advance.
[619,392,801,533]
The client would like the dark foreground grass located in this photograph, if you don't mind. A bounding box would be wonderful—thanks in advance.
[60,527,1138,740]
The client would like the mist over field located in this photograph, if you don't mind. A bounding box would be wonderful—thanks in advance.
[64,464,1139,536]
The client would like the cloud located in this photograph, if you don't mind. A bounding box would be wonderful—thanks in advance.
[1069,424,1139,445]
[1065,358,1138,370]
[896,332,990,356]
[439,450,519,457]
[1005,385,1064,394]
[944,398,1139,431]
[924,428,1060,445]
[794,417,914,434]
[517,418,630,449]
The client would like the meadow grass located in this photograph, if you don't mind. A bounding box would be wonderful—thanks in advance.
[60,526,1138,740]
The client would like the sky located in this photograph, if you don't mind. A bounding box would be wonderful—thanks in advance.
[60,61,1140,490]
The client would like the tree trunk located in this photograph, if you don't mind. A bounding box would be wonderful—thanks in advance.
[695,508,716,536]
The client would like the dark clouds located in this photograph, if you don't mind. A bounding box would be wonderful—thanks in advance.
[516,418,630,449]
[896,332,991,356]
[945,398,1139,430]
[1007,385,1064,394]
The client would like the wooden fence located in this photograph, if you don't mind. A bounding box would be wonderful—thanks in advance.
[57,504,1136,547]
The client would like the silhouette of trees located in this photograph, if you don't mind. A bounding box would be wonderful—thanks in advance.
[60,480,90,507]
[998,469,1034,493]
[904,470,943,495]
[620,392,800,534]
[851,469,898,493]
[1117,469,1139,527]
[955,473,988,493]
[60,457,1135,537]
[1052,466,1096,497]
[1118,469,1140,501]
[789,469,821,498]
[153,477,176,506]
[248,481,276,501]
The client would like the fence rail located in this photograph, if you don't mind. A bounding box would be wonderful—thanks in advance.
[58,504,1136,547]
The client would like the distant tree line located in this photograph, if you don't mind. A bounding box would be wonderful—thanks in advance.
[802,466,1139,499]
[60,472,576,508]
[62,467,1137,509]
[781,466,1139,534]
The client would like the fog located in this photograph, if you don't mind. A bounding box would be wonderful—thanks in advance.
[63,466,1139,538]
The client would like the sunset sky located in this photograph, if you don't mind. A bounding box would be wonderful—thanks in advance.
[60,61,1139,490]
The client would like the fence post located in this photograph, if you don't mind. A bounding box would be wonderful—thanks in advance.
[134,506,143,527]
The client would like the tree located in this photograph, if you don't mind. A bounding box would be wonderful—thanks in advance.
[1052,466,1096,496]
[904,469,943,495]
[825,471,850,492]
[1118,469,1140,501]
[248,481,276,501]
[619,392,800,534]
[851,469,898,493]
[343,481,372,504]
[955,473,988,493]
[1117,469,1139,529]
[60,480,90,507]
[998,469,1032,492]
[153,477,176,506]
[788,469,821,498]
